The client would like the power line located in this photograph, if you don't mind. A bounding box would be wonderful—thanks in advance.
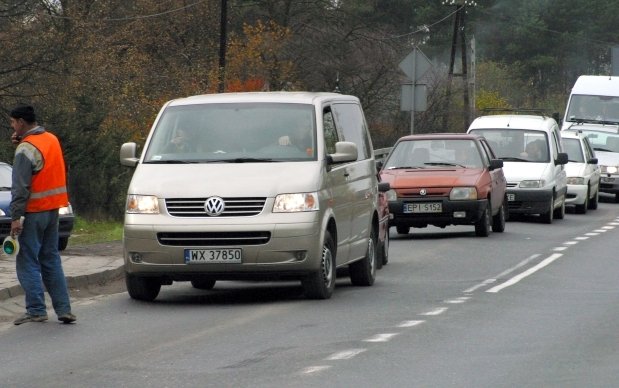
[45,0,207,22]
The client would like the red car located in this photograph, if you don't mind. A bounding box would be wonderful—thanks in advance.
[379,133,507,237]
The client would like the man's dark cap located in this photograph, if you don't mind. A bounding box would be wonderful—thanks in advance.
[9,105,36,123]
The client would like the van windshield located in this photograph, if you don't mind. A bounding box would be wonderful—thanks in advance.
[469,129,550,163]
[566,94,619,124]
[144,103,317,163]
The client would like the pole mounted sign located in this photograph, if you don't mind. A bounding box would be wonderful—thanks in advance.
[399,48,433,134]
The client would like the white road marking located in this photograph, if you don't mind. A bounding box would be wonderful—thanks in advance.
[609,222,619,226]
[563,241,578,245]
[486,253,563,293]
[575,236,589,240]
[301,366,331,374]
[397,320,425,328]
[553,246,568,251]
[364,333,399,343]
[593,229,608,233]
[464,254,541,294]
[602,225,615,229]
[326,349,366,360]
[420,307,448,316]
[585,232,599,236]
[445,297,470,304]
[464,279,496,293]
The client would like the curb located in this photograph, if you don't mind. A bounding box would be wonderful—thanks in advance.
[0,265,125,302]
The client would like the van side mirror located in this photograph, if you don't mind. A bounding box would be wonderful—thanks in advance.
[555,152,569,165]
[328,141,358,164]
[488,159,503,170]
[120,142,139,167]
[378,182,391,192]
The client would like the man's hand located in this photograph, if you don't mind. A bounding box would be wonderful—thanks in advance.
[10,219,22,238]
[11,132,21,145]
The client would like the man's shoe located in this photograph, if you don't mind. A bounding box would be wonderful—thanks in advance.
[14,313,48,325]
[58,313,76,324]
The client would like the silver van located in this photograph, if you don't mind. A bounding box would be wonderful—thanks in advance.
[120,92,381,300]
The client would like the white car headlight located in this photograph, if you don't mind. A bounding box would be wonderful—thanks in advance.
[59,204,73,215]
[385,189,397,202]
[0,209,5,216]
[519,180,544,188]
[567,177,585,185]
[273,192,319,212]
[603,165,618,174]
[126,195,160,214]
[449,187,477,200]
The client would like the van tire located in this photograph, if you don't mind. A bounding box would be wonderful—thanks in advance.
[541,198,554,224]
[302,231,336,299]
[379,229,389,267]
[191,278,216,290]
[350,226,377,286]
[553,198,565,219]
[126,274,161,301]
[475,206,491,237]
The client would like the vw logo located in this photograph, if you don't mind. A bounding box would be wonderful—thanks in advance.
[419,189,427,196]
[204,196,225,216]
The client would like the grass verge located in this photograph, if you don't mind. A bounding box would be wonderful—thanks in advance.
[69,216,123,246]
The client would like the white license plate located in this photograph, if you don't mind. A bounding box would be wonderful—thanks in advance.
[507,193,516,201]
[404,202,442,213]
[601,177,615,183]
[184,248,242,263]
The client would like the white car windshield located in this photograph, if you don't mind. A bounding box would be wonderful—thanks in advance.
[469,128,550,163]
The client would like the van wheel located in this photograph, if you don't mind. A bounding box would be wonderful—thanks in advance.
[541,197,554,224]
[58,237,69,251]
[475,206,491,237]
[588,188,599,210]
[350,226,377,286]
[302,231,335,299]
[191,278,216,290]
[553,198,565,219]
[575,187,589,214]
[396,226,409,235]
[492,200,506,233]
[126,273,161,301]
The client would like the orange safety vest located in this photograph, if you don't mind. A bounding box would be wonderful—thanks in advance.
[22,132,69,212]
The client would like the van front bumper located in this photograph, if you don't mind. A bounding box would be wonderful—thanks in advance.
[123,221,323,281]
[506,188,553,214]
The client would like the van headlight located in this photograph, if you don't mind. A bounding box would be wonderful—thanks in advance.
[567,177,585,185]
[519,180,544,188]
[273,192,319,212]
[449,187,477,200]
[126,195,160,214]
[59,204,73,215]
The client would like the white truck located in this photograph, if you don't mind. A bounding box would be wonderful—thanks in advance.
[562,75,619,201]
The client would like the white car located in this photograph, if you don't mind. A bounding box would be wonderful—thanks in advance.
[467,113,568,224]
[561,130,600,213]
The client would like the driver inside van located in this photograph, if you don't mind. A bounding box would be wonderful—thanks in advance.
[278,121,313,156]
[164,127,198,153]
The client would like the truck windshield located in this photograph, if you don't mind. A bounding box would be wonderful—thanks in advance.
[143,103,317,163]
[566,94,619,124]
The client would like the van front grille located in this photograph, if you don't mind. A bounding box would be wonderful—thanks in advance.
[166,197,266,217]
[157,231,271,246]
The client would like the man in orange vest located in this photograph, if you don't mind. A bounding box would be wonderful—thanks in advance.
[8,105,76,325]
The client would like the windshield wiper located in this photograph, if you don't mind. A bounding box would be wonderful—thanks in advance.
[424,162,466,168]
[593,147,614,152]
[387,166,425,170]
[209,158,279,163]
[0,186,11,191]
[500,157,528,162]
[145,160,195,164]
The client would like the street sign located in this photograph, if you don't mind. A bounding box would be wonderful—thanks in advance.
[398,48,432,81]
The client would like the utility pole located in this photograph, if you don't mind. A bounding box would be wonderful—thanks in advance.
[218,0,228,93]
[442,0,477,130]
